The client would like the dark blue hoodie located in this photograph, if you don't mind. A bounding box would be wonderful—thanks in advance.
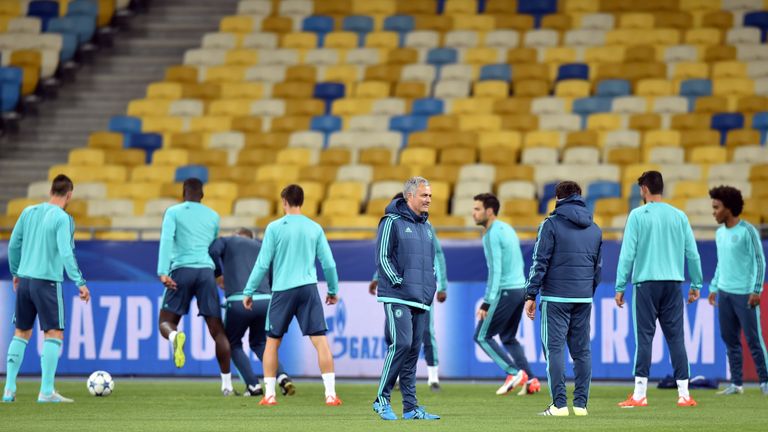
[525,195,603,303]
[375,198,437,310]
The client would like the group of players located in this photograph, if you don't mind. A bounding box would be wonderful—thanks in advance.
[2,171,766,421]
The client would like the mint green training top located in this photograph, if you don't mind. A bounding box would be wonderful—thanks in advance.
[157,201,220,276]
[243,214,339,296]
[482,219,527,304]
[8,203,86,286]
[710,220,766,295]
[616,201,703,292]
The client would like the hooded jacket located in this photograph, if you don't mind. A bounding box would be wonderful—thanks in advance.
[375,198,437,310]
[525,194,603,303]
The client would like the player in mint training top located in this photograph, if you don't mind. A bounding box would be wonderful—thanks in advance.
[242,184,341,406]
[3,174,90,403]
[707,185,768,396]
[369,192,448,391]
[472,193,539,397]
[157,178,233,395]
[615,170,703,408]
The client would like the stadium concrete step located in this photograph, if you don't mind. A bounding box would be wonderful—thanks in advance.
[0,0,240,214]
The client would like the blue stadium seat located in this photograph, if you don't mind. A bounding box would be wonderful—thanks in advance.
[586,181,621,211]
[67,0,98,19]
[752,112,768,144]
[680,79,712,111]
[49,16,95,45]
[0,67,22,112]
[175,165,209,183]
[125,132,162,162]
[27,0,59,31]
[596,79,631,97]
[711,113,744,146]
[313,82,346,113]
[383,15,415,46]
[744,11,768,42]
[539,181,558,214]
[343,16,374,47]
[109,115,141,134]
[302,15,334,46]
[517,0,558,27]
[436,0,445,13]
[412,98,444,116]
[311,115,342,146]
[426,48,458,66]
[479,64,512,82]
[557,63,589,82]
[390,115,428,146]
[58,33,78,62]
[573,97,613,127]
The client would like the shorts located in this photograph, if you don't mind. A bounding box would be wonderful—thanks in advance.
[161,267,221,318]
[14,277,64,332]
[267,284,327,338]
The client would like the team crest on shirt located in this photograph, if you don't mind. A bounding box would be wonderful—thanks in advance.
[405,227,412,233]
[395,309,403,318]
[426,229,433,240]
[731,234,740,243]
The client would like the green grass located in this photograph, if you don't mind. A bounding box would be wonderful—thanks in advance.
[1,381,767,431]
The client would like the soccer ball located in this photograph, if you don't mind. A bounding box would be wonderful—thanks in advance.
[87,371,114,397]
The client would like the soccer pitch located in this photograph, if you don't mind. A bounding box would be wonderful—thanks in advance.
[1,381,767,431]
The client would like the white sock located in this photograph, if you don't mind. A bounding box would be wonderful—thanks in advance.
[322,373,336,397]
[427,366,439,384]
[221,373,232,391]
[264,377,276,398]
[633,377,648,400]
[168,330,177,349]
[677,379,689,398]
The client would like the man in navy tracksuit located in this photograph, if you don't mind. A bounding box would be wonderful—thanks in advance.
[524,181,602,417]
[373,177,440,421]
[208,228,294,397]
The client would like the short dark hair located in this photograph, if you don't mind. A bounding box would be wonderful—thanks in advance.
[638,170,664,195]
[281,184,304,207]
[50,174,73,196]
[235,227,254,238]
[709,185,744,217]
[183,178,204,201]
[473,193,500,216]
[555,181,582,199]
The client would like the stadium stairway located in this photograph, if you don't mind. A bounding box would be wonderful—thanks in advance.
[0,0,239,212]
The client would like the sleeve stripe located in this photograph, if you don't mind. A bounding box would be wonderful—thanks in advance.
[379,217,402,284]
[747,225,765,293]
[524,218,548,290]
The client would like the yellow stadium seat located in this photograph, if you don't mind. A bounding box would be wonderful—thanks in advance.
[6,198,39,217]
[394,81,427,98]
[606,147,640,166]
[465,47,500,65]
[493,98,531,114]
[712,61,747,79]
[272,82,315,99]
[450,98,494,115]
[276,148,316,166]
[443,0,475,14]
[245,132,290,149]
[540,14,572,32]
[524,131,561,149]
[671,181,708,198]
[0,0,23,16]
[555,80,590,98]
[320,149,352,167]
[586,114,622,132]
[189,150,228,167]
[127,99,170,117]
[353,0,396,14]
[188,116,233,133]
[440,147,477,165]
[224,48,258,66]
[151,149,189,166]
[354,81,390,98]
[486,0,519,13]
[494,14,534,31]
[565,131,600,149]
[643,130,681,149]
[281,32,318,50]
[142,116,185,134]
[201,198,233,216]
[473,81,509,99]
[104,149,146,167]
[332,98,374,116]
[479,146,518,165]
[232,117,263,134]
[285,99,325,116]
[671,113,712,130]
[585,46,626,63]
[219,82,263,99]
[701,10,733,29]
[208,100,251,117]
[619,12,654,28]
[712,78,754,97]
[373,165,412,182]
[400,147,437,166]
[107,182,163,200]
[237,149,277,166]
[694,96,728,113]
[131,165,175,183]
[478,131,522,150]
[147,82,184,99]
[321,199,355,217]
[365,31,399,49]
[688,146,727,164]
[88,131,124,149]
[684,28,721,45]
[624,45,657,63]
[636,79,673,97]
[256,165,300,183]
[737,96,768,114]
[681,129,720,150]
[427,115,459,131]
[542,47,577,64]
[386,48,418,65]
[261,16,293,34]
[453,14,494,31]
[507,47,538,64]
[704,45,736,62]
[594,197,628,216]
[629,113,662,131]
[502,114,539,132]
[672,62,709,80]
[359,148,393,165]
[328,181,367,201]
[514,79,549,97]
[69,149,105,166]
[325,32,358,49]
[459,114,501,132]
[726,129,761,149]
[513,63,549,81]
[204,182,239,201]
[220,16,255,33]
[165,65,198,83]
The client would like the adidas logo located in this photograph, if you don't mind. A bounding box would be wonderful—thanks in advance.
[405,227,412,233]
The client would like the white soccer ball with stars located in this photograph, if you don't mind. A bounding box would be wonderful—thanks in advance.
[87,371,115,397]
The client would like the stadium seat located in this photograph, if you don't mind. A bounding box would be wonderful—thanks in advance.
[711,112,745,145]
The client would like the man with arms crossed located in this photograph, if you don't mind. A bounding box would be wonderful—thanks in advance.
[472,193,539,396]
[157,178,233,395]
[707,185,768,395]
[242,184,341,406]
[4,174,90,403]
[524,181,602,416]
[209,228,295,397]
[616,171,702,408]
[373,177,440,421]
